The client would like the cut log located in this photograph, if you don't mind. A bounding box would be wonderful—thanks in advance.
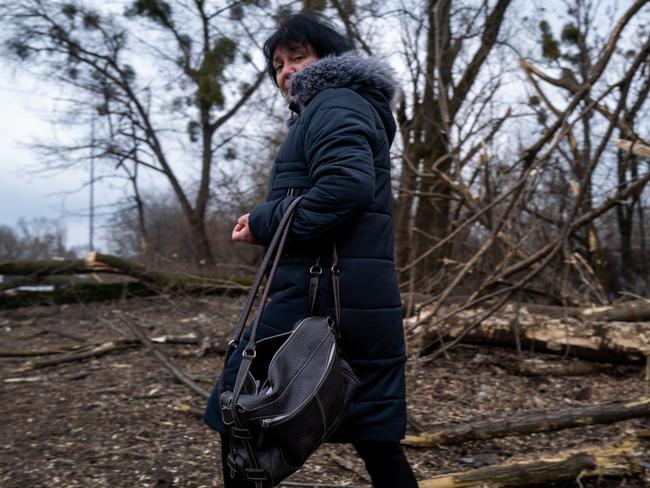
[419,439,642,487]
[580,299,650,322]
[422,304,650,364]
[403,397,650,447]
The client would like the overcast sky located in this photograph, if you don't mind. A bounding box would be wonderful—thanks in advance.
[0,68,99,250]
[0,0,641,253]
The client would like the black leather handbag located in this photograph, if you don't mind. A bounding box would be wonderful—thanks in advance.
[218,196,360,487]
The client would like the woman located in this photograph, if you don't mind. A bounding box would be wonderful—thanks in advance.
[205,11,417,488]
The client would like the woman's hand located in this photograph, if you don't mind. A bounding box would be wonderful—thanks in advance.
[232,213,260,245]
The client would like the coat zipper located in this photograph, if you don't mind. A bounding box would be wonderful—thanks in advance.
[260,341,337,428]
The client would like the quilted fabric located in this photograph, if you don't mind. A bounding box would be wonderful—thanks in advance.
[205,52,406,442]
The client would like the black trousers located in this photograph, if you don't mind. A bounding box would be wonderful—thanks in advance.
[220,434,418,488]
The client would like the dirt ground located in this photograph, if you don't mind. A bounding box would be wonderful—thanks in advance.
[1,295,649,487]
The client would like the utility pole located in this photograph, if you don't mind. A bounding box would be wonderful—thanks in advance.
[89,116,95,252]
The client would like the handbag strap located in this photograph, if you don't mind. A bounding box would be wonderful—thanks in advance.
[224,196,303,363]
[309,243,340,326]
[227,195,342,408]
[227,197,303,449]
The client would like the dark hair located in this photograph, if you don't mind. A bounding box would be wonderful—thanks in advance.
[263,11,354,86]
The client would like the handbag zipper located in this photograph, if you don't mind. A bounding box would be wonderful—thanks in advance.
[260,341,337,428]
[264,318,309,375]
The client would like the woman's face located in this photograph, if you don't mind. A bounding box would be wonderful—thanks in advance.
[273,43,319,98]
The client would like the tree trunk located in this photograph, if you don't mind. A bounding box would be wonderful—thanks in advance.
[0,253,248,309]
[413,142,451,288]
[403,397,650,447]
[514,300,650,322]
[0,259,95,276]
[580,300,650,322]
[394,150,417,284]
[411,0,452,288]
[187,214,215,270]
[419,439,641,488]
[421,305,650,364]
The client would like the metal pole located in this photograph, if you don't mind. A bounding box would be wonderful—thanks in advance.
[89,117,95,252]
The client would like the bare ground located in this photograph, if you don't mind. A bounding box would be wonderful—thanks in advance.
[1,296,649,487]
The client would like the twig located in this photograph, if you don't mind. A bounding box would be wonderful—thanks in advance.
[174,403,205,418]
[329,453,371,483]
[646,355,650,397]
[407,412,426,433]
[280,482,361,488]
[150,333,199,344]
[16,328,88,342]
[4,375,46,383]
[11,340,137,372]
[119,313,210,399]
[81,444,154,461]
[0,346,79,357]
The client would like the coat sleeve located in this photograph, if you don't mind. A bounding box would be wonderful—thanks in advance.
[248,88,377,246]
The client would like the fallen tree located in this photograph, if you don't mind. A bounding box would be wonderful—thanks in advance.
[418,304,650,364]
[0,252,248,309]
[403,397,650,447]
[580,300,650,322]
[501,357,608,377]
[0,282,157,309]
[523,300,650,322]
[418,439,642,487]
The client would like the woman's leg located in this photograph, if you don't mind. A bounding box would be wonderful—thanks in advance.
[353,441,418,488]
[219,434,257,488]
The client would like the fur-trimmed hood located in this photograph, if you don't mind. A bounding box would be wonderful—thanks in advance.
[288,52,399,112]
[206,53,406,447]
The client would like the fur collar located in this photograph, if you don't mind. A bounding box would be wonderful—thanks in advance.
[288,51,399,114]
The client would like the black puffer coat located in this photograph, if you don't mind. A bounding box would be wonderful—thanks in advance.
[205,52,406,442]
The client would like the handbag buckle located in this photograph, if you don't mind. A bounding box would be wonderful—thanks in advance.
[242,347,257,359]
[220,392,235,425]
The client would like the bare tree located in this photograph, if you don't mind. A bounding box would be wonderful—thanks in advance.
[0,218,74,261]
[519,0,650,296]
[331,0,649,308]
[0,0,274,270]
[395,0,513,289]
